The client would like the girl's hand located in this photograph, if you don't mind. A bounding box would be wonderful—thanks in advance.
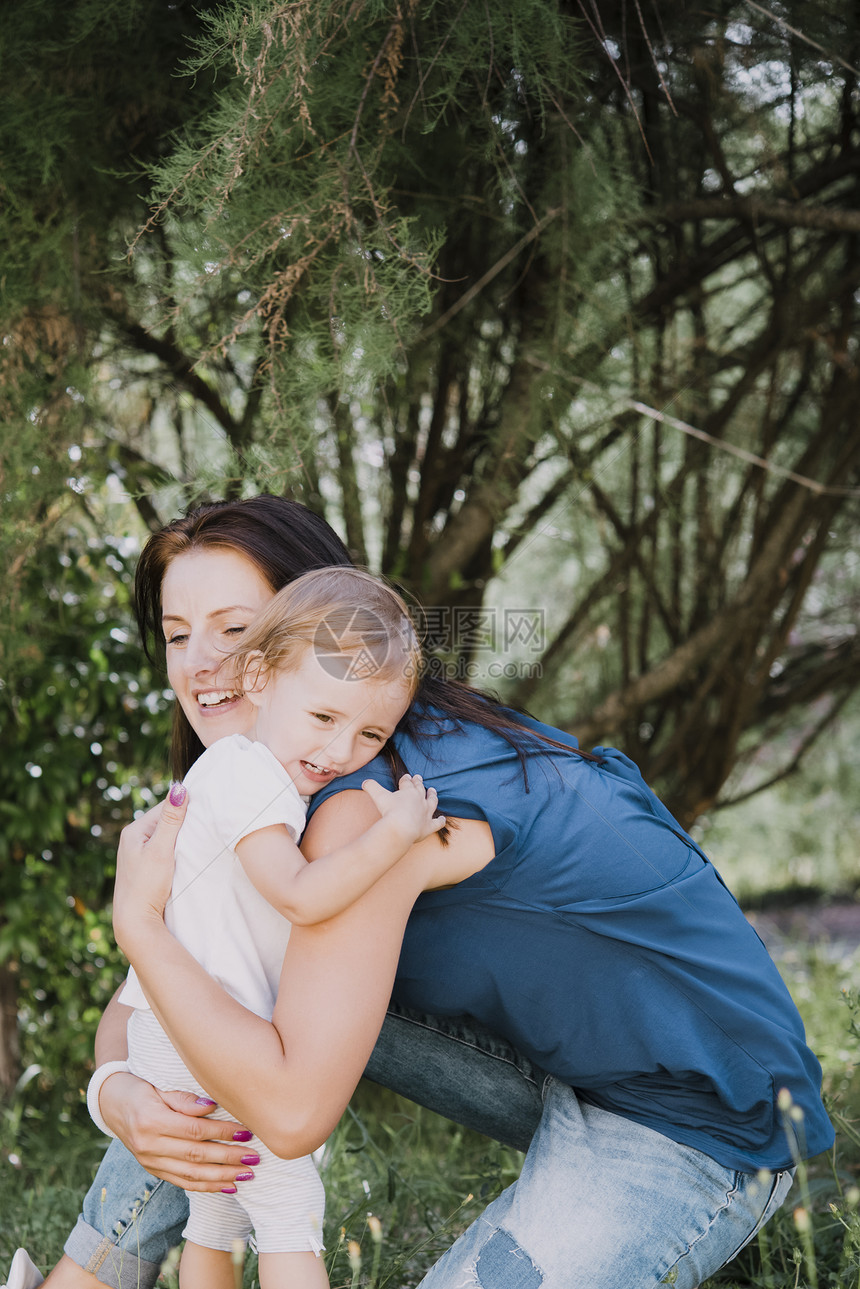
[99,1071,259,1191]
[112,785,189,957]
[361,773,445,847]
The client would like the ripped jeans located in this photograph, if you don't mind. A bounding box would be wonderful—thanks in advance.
[418,1078,793,1289]
[66,1005,793,1289]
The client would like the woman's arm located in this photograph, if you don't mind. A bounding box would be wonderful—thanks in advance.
[93,803,258,1189]
[235,774,443,926]
[93,990,255,1189]
[113,787,493,1159]
[93,985,131,1065]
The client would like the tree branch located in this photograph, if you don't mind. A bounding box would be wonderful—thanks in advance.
[569,480,815,745]
[718,689,855,809]
[648,197,860,235]
[111,317,242,442]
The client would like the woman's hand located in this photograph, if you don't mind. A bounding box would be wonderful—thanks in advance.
[112,786,188,957]
[98,1071,258,1191]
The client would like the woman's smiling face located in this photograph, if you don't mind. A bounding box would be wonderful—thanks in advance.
[161,547,275,748]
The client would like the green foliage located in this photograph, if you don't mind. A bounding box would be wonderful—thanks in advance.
[5,0,857,831]
[0,0,216,308]
[0,525,171,1109]
[317,1085,522,1289]
[141,0,589,416]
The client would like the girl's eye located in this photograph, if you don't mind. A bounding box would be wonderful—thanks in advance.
[362,731,384,743]
[312,713,333,724]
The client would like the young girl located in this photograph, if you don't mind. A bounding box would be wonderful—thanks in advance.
[91,566,443,1289]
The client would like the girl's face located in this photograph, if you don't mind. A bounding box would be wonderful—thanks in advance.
[245,648,411,795]
[162,547,275,748]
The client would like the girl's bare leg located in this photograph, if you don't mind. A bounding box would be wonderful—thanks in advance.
[178,1242,235,1289]
[258,1251,329,1289]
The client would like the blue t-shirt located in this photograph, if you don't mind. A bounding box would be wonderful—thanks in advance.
[308,708,833,1170]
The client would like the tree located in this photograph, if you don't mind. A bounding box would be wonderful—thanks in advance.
[3,0,859,800]
[1,7,858,1065]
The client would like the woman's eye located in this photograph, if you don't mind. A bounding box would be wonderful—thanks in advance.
[224,625,246,636]
[165,633,188,647]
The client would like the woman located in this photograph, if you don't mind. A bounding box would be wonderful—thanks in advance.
[34,495,831,1289]
[112,566,444,1289]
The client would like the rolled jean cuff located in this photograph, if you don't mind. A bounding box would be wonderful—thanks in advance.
[64,1216,162,1289]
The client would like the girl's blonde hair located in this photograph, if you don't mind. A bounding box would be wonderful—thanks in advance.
[228,566,422,698]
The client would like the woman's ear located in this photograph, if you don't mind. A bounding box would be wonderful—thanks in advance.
[242,651,268,706]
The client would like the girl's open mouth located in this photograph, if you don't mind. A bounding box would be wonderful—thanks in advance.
[300,761,336,779]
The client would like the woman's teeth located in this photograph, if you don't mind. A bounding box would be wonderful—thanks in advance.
[197,690,239,708]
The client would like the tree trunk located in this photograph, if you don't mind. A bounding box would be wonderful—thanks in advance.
[0,957,20,1097]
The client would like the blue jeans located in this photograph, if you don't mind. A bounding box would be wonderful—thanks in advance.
[66,1005,793,1289]
[419,1079,794,1289]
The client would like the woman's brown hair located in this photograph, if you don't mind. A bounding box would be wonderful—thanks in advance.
[134,494,600,780]
[134,495,353,776]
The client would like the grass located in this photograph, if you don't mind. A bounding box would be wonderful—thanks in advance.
[0,1081,522,1288]
[3,941,860,1287]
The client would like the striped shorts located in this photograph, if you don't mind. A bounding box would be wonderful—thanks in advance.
[127,1009,325,1255]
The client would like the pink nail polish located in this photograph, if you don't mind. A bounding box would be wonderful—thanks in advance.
[240,1154,261,1166]
[169,781,187,806]
[220,1184,237,1194]
[233,1129,253,1142]
[195,1096,216,1107]
[235,1170,254,1182]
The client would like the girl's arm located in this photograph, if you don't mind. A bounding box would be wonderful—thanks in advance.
[113,787,493,1160]
[235,773,444,926]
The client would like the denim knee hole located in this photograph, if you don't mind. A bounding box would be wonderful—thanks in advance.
[475,1228,544,1289]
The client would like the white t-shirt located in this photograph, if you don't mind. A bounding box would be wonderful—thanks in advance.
[121,735,307,1021]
